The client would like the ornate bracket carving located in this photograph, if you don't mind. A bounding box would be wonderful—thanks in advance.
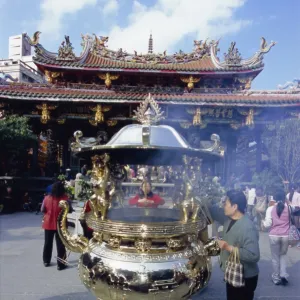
[106,120,118,127]
[45,70,62,84]
[90,104,111,125]
[180,75,200,92]
[36,103,57,124]
[186,107,206,126]
[98,73,119,89]
[237,108,261,127]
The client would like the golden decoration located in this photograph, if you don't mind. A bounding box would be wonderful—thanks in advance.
[179,121,192,129]
[230,123,242,130]
[133,93,165,125]
[186,107,206,126]
[166,238,184,250]
[134,238,152,253]
[179,155,201,222]
[107,236,121,249]
[180,75,200,92]
[57,201,89,253]
[90,104,111,124]
[245,108,255,126]
[106,120,118,127]
[45,70,62,83]
[57,119,66,125]
[89,120,97,126]
[98,72,119,89]
[36,103,57,124]
[238,77,253,90]
[0,103,5,119]
[193,108,202,126]
[237,108,261,127]
[89,154,111,220]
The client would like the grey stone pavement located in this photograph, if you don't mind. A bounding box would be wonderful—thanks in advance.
[0,213,299,300]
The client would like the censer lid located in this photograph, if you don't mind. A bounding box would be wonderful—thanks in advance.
[71,94,224,165]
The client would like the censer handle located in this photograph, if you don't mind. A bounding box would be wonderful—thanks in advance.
[203,238,221,256]
[57,200,89,253]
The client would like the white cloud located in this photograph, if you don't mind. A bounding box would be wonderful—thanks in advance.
[106,0,251,53]
[38,0,98,39]
[102,0,119,16]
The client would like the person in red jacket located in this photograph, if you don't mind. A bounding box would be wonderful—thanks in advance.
[129,181,165,208]
[41,181,68,270]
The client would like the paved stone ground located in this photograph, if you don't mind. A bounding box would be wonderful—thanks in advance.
[0,212,299,300]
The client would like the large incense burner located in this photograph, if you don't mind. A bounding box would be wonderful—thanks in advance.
[58,94,223,300]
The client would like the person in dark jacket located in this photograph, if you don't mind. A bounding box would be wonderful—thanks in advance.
[210,190,260,300]
[41,181,68,270]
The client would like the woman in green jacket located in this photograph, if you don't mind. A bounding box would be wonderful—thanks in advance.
[210,190,260,300]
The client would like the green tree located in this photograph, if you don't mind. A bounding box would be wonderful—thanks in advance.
[252,169,283,195]
[0,115,36,174]
[263,119,300,184]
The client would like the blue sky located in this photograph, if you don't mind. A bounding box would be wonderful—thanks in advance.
[0,0,299,89]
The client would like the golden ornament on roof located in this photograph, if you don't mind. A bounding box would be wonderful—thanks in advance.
[180,75,200,92]
[98,72,119,89]
[90,104,111,124]
[36,103,57,124]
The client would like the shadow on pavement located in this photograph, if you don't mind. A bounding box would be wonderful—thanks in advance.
[40,292,94,300]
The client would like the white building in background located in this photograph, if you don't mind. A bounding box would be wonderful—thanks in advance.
[0,34,44,83]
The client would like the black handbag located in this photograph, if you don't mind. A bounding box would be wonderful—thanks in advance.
[293,207,300,216]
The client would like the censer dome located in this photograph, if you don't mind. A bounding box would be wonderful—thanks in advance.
[71,94,224,164]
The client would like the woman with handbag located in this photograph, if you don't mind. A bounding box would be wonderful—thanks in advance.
[209,190,260,300]
[262,189,290,285]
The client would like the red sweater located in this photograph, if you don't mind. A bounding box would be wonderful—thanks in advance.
[129,194,165,208]
[42,195,68,230]
[82,200,93,231]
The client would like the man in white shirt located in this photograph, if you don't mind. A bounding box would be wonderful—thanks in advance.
[247,186,256,220]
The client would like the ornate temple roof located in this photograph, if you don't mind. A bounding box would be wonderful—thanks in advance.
[25,32,276,74]
[1,81,300,107]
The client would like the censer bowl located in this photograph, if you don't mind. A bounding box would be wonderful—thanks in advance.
[106,207,181,223]
[79,243,212,300]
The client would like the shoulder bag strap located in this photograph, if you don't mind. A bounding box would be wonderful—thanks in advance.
[288,205,295,226]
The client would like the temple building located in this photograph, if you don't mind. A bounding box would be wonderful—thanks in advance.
[0,32,300,181]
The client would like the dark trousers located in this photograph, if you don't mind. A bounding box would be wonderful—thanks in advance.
[43,230,66,267]
[80,220,93,240]
[226,275,258,300]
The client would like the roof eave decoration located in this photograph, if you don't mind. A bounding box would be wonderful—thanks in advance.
[25,32,275,72]
[83,35,215,65]
[278,78,300,90]
[24,32,89,64]
[211,37,276,70]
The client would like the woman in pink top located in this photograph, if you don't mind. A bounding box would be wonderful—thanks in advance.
[287,183,300,249]
[262,189,290,286]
